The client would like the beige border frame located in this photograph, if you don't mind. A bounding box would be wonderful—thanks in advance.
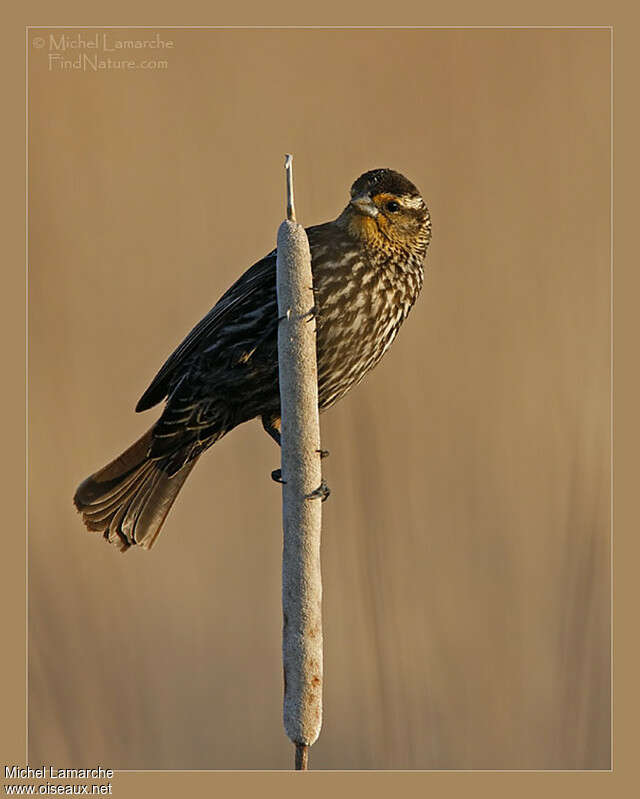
[5,7,632,794]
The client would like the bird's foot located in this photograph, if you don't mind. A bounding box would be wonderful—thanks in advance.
[304,305,318,322]
[305,480,331,502]
[316,449,330,459]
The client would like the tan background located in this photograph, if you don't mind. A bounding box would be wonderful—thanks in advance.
[27,28,610,770]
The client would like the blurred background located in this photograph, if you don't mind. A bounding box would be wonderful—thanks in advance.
[28,28,610,769]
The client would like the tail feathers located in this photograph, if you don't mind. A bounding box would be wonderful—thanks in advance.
[74,429,196,552]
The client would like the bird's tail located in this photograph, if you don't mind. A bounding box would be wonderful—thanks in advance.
[73,428,197,552]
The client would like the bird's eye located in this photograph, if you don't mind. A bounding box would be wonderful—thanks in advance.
[386,200,400,213]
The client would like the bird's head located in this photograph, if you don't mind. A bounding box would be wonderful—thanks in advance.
[338,168,431,257]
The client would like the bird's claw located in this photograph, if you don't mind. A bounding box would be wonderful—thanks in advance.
[305,480,331,502]
[304,305,318,322]
[316,449,330,459]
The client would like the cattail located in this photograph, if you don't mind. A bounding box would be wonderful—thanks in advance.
[276,155,324,770]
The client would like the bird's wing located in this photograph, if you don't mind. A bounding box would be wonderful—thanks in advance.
[135,252,277,412]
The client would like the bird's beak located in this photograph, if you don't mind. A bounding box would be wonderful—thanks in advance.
[349,194,379,218]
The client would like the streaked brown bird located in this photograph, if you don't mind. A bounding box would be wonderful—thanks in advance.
[74,168,432,551]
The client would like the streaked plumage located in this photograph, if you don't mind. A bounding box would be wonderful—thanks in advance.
[74,168,432,551]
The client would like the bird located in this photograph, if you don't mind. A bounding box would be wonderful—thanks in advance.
[74,168,432,551]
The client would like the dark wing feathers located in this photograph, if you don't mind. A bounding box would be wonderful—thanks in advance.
[135,253,277,412]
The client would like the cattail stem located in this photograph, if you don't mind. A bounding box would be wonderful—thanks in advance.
[276,155,323,770]
[295,743,309,771]
[285,153,296,222]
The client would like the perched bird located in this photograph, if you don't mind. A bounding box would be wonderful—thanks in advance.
[74,168,432,551]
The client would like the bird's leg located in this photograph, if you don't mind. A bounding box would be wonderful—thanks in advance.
[309,445,330,500]
[262,415,282,447]
[310,444,332,502]
[263,416,286,484]
[264,415,329,498]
